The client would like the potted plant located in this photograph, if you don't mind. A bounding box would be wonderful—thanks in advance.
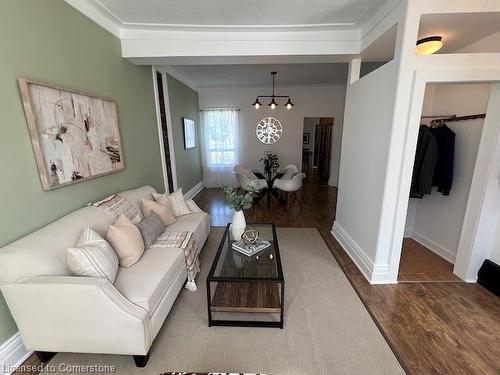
[260,153,280,178]
[223,186,255,240]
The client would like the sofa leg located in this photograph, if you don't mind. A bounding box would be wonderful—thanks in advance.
[133,353,150,367]
[36,351,56,363]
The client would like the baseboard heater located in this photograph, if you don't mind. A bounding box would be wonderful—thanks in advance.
[477,259,500,297]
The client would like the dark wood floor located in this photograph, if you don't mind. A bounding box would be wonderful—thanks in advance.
[196,187,500,375]
[398,238,462,282]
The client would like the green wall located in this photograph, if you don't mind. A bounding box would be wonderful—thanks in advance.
[0,0,163,344]
[166,74,203,192]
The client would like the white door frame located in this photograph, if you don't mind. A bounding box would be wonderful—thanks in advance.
[151,67,170,192]
[151,67,179,192]
[389,67,500,283]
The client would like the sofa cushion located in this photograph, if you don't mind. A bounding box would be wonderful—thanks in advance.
[137,212,165,248]
[113,247,186,313]
[141,198,176,227]
[165,213,210,244]
[106,215,145,268]
[67,227,119,283]
[154,189,191,218]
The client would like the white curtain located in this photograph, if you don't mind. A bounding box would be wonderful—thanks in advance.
[201,109,239,188]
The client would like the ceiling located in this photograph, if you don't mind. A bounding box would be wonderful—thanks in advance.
[94,0,387,29]
[418,12,500,53]
[173,63,350,88]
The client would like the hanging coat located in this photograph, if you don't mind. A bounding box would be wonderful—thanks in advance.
[431,124,455,195]
[410,125,438,198]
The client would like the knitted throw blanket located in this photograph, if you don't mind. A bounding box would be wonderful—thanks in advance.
[151,231,200,291]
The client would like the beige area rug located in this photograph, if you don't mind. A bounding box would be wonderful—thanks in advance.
[45,228,404,375]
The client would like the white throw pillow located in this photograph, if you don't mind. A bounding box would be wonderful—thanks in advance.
[154,189,191,217]
[68,227,119,283]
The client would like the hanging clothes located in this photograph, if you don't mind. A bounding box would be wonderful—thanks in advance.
[430,124,455,195]
[410,125,439,198]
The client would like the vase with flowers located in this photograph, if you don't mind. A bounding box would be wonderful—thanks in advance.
[223,186,255,241]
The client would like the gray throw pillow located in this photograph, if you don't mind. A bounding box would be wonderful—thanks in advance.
[137,211,165,248]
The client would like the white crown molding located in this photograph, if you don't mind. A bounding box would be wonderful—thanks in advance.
[197,83,347,90]
[156,66,199,91]
[64,0,122,38]
[0,332,32,375]
[120,22,357,33]
[65,0,389,34]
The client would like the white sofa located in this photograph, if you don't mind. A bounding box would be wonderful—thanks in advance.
[0,185,210,367]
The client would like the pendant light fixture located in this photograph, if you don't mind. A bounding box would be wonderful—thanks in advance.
[252,72,294,110]
[415,36,443,55]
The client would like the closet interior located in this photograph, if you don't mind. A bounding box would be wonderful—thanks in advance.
[399,83,492,282]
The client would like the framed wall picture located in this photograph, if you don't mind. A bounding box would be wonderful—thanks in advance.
[18,78,124,190]
[303,132,310,144]
[183,117,196,149]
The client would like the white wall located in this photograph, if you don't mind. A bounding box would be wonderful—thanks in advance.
[199,85,346,185]
[405,84,491,263]
[333,60,399,282]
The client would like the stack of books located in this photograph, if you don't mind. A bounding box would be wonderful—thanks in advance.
[232,239,271,256]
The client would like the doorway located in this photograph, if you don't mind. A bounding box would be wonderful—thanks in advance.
[399,83,493,282]
[155,71,175,193]
[302,117,333,185]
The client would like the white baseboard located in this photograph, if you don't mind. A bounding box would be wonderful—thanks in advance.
[404,229,413,238]
[410,232,456,264]
[331,222,397,284]
[0,332,31,375]
[184,181,204,200]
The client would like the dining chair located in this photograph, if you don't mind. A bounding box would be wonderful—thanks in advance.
[273,172,306,202]
[233,165,267,193]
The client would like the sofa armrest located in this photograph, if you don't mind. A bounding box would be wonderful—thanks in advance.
[1,276,152,355]
[186,199,205,213]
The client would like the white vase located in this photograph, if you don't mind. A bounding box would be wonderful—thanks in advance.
[231,210,246,241]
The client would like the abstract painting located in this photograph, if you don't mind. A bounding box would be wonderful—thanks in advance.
[183,117,196,149]
[18,79,124,190]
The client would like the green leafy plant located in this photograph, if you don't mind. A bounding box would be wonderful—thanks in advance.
[260,153,279,174]
[223,186,255,211]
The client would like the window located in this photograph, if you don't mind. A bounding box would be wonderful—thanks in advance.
[202,109,239,167]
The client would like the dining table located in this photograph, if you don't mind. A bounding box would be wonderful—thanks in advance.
[253,169,284,208]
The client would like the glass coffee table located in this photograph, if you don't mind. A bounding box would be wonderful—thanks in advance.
[206,223,285,328]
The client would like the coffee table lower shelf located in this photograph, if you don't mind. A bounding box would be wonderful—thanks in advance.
[207,281,284,328]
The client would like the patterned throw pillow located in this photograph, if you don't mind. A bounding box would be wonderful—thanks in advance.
[106,214,145,267]
[89,194,142,224]
[68,227,119,283]
[137,211,165,248]
[154,189,191,217]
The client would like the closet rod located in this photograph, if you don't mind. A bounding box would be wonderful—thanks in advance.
[422,113,486,122]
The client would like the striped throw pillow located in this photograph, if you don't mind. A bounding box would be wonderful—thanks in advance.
[68,227,119,283]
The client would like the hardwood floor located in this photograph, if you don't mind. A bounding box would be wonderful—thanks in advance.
[196,187,500,375]
[398,238,462,282]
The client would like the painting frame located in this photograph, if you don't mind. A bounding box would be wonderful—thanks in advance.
[303,132,310,144]
[18,78,125,191]
[183,117,196,149]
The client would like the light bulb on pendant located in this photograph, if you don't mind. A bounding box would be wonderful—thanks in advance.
[252,98,261,109]
[269,98,277,110]
[285,98,294,110]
